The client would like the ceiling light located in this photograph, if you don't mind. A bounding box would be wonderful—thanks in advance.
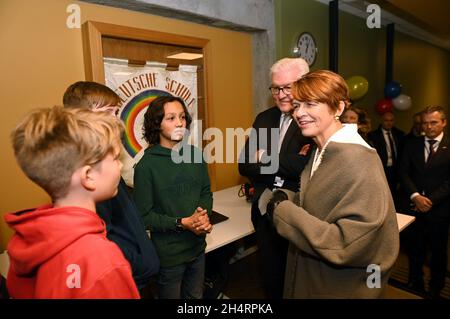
[166,53,203,60]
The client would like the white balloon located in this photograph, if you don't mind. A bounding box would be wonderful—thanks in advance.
[393,94,412,111]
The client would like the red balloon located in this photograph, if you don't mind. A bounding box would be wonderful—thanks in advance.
[375,98,393,114]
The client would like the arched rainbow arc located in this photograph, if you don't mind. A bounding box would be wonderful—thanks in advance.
[120,90,172,157]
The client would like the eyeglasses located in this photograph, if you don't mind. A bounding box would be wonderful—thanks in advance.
[269,86,292,95]
[93,104,121,116]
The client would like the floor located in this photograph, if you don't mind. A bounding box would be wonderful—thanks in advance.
[140,231,449,300]
[387,236,450,299]
[222,249,421,299]
[219,234,449,299]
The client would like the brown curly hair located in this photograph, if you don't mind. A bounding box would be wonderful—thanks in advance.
[142,96,192,145]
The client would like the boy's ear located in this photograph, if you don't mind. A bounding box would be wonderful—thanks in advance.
[80,165,96,191]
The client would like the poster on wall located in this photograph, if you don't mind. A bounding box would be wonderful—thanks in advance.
[104,58,198,186]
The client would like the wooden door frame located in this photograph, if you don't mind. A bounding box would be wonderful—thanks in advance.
[81,21,216,190]
[81,21,209,81]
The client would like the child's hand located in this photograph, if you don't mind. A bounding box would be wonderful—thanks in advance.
[183,207,213,235]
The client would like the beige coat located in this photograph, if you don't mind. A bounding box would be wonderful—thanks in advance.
[274,127,399,298]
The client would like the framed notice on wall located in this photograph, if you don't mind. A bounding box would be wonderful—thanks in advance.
[104,59,199,185]
[81,21,213,187]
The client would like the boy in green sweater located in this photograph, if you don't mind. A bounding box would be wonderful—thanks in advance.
[134,96,213,299]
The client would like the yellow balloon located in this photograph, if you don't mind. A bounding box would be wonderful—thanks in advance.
[346,76,369,100]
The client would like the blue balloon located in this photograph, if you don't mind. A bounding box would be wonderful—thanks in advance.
[384,81,402,98]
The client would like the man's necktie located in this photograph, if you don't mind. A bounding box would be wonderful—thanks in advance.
[427,139,437,163]
[387,131,397,161]
[278,114,291,152]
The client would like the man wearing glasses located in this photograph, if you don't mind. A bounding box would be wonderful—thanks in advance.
[238,58,311,299]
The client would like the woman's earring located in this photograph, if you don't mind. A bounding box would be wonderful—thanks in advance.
[335,115,340,121]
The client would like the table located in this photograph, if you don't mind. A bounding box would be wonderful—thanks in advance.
[396,211,416,232]
[206,186,253,253]
[206,185,415,252]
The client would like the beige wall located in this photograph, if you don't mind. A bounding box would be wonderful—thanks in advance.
[393,32,450,130]
[0,0,253,250]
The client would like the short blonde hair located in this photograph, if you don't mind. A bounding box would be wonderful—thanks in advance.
[292,70,350,112]
[11,106,124,200]
[270,58,310,79]
[63,81,121,109]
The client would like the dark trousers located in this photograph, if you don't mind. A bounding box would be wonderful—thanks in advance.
[385,166,399,209]
[0,276,9,299]
[405,214,449,293]
[204,243,237,299]
[251,202,289,299]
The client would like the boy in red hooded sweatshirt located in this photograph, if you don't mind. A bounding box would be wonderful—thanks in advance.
[5,106,140,299]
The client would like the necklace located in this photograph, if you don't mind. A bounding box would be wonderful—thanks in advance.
[310,140,331,178]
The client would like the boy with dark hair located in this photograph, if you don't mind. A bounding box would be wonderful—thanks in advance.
[134,96,213,299]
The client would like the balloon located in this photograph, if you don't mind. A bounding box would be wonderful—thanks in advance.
[346,76,369,101]
[392,94,412,111]
[384,81,402,98]
[375,98,393,114]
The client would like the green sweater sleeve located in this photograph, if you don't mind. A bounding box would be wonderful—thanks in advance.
[133,161,177,232]
[197,161,213,216]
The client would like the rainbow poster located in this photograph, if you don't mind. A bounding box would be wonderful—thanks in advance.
[105,60,198,186]
[120,89,172,157]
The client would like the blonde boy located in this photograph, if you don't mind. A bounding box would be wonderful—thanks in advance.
[63,81,160,290]
[5,106,139,298]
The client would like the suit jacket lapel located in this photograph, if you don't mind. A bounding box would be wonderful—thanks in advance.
[279,119,297,154]
[417,136,426,167]
[260,108,280,153]
[437,133,449,152]
[428,133,449,165]
[377,128,387,148]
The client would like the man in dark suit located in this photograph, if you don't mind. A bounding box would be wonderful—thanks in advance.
[399,105,450,299]
[369,111,405,207]
[238,58,311,298]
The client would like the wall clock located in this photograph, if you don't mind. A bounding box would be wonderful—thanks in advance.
[293,32,317,66]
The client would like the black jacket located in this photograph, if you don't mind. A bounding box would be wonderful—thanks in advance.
[238,106,311,199]
[97,178,160,289]
[368,126,405,169]
[399,134,450,221]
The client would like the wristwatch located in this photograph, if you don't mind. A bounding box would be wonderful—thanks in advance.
[175,218,184,232]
